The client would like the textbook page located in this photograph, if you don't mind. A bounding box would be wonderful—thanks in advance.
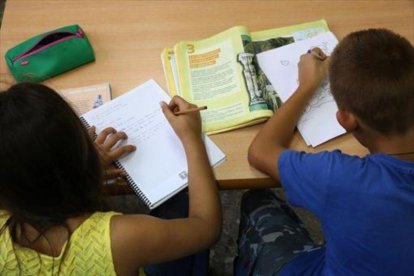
[257,32,345,146]
[161,48,180,97]
[174,26,274,134]
[81,80,225,209]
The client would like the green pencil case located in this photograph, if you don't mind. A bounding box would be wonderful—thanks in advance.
[5,24,95,83]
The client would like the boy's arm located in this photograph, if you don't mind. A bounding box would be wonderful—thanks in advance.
[248,48,329,181]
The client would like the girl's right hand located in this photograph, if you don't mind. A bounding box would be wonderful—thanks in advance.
[160,96,202,143]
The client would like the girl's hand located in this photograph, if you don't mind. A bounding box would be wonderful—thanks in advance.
[88,126,136,179]
[160,96,202,143]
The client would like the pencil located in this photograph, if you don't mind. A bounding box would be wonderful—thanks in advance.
[174,106,208,115]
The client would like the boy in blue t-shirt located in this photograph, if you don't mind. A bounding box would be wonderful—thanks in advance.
[234,29,414,275]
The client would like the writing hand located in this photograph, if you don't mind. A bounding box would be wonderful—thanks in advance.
[160,96,202,143]
[88,126,136,180]
[298,47,329,92]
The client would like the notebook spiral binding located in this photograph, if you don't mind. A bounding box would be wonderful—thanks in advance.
[112,160,152,207]
[79,116,152,207]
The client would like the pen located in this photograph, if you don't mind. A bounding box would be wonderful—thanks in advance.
[174,106,208,115]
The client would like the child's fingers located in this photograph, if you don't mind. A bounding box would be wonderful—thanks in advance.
[103,131,128,150]
[96,127,116,144]
[168,96,198,115]
[104,168,127,179]
[308,47,327,61]
[87,126,96,139]
[160,101,176,121]
[108,144,137,159]
[171,95,194,109]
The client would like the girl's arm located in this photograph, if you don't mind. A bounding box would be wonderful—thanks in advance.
[110,96,221,275]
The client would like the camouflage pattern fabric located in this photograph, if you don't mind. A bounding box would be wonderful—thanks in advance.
[234,189,320,276]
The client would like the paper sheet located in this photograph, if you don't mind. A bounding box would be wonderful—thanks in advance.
[257,32,345,146]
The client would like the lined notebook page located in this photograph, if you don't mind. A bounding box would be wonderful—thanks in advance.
[81,79,225,209]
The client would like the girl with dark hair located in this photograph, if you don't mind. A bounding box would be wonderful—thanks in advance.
[0,83,221,275]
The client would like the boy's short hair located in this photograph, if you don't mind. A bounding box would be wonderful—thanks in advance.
[329,29,414,134]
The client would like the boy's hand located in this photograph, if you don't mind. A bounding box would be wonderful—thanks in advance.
[160,96,202,143]
[88,126,136,179]
[298,47,329,92]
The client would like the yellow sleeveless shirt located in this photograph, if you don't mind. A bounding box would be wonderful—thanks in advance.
[0,210,120,275]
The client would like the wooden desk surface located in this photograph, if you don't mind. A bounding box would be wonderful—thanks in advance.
[1,1,413,191]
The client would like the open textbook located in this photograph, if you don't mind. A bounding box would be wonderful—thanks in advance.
[80,80,226,209]
[161,19,330,134]
[257,32,346,146]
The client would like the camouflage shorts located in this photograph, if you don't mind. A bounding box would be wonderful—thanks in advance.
[234,189,320,276]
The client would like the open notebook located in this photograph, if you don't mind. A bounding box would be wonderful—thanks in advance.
[81,79,226,209]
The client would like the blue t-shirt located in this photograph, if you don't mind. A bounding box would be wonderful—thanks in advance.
[278,150,414,276]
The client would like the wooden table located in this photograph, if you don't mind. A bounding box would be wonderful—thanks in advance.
[1,1,413,192]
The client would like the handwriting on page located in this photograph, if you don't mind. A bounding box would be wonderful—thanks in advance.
[89,102,128,121]
[120,110,166,144]
[80,79,226,209]
[89,106,167,145]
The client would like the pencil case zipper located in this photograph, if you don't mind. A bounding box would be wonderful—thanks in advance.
[12,28,85,65]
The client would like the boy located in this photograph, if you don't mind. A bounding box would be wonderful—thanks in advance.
[235,29,414,275]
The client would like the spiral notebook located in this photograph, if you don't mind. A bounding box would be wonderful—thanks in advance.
[80,79,226,209]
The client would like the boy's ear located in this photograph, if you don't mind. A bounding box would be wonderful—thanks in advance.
[336,110,358,132]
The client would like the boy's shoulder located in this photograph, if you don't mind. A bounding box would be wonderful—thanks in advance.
[280,150,413,177]
[280,149,361,165]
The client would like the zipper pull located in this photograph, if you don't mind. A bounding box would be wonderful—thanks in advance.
[76,28,84,38]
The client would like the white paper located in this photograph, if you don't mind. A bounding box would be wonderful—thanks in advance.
[257,32,345,146]
[82,80,225,209]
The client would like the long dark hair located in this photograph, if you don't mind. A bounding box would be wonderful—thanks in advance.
[0,82,104,233]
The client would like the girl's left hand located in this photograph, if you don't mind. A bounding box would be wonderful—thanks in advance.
[88,126,136,179]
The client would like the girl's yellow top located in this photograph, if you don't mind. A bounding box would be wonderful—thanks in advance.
[0,210,120,275]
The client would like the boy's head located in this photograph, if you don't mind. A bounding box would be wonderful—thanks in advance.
[329,28,414,135]
[0,83,103,227]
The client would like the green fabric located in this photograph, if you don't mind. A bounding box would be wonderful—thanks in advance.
[5,24,95,83]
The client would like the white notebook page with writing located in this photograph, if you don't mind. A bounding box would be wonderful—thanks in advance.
[81,79,225,209]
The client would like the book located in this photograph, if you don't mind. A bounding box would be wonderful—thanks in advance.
[80,79,226,209]
[161,19,330,134]
[58,82,112,115]
[257,32,345,146]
